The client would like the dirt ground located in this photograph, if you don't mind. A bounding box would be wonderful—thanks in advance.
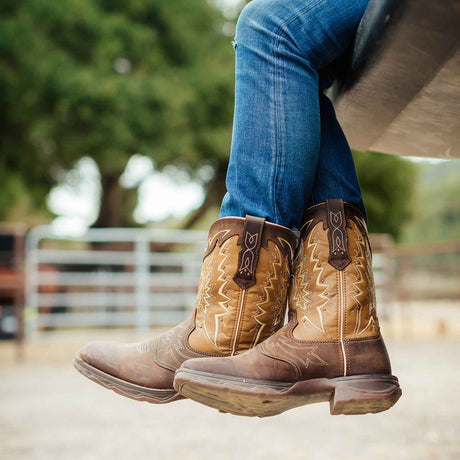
[0,332,459,460]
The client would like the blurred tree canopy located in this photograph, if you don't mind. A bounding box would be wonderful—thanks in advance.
[0,0,235,226]
[353,151,417,240]
[401,160,460,243]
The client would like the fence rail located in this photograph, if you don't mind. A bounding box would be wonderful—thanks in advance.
[25,226,207,335]
[392,240,460,302]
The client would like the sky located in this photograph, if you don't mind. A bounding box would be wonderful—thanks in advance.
[47,155,205,235]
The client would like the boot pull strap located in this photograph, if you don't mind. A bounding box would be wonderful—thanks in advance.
[233,215,265,289]
[326,199,352,271]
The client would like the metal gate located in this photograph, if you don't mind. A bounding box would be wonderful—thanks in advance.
[24,226,207,336]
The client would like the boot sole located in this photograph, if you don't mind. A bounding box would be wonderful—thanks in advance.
[174,369,401,417]
[73,352,182,404]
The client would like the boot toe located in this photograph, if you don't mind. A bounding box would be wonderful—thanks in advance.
[78,341,176,389]
[79,341,122,377]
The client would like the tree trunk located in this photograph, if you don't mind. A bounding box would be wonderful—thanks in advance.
[92,173,137,228]
[182,162,227,229]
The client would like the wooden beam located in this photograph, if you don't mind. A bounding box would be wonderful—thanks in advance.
[332,0,459,158]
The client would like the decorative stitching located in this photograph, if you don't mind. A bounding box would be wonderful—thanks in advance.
[326,199,352,270]
[233,216,265,289]
[261,335,328,380]
[329,211,347,256]
[238,232,259,276]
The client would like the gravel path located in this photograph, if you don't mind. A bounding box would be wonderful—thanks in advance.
[1,338,459,460]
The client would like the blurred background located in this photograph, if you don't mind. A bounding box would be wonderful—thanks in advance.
[0,1,459,459]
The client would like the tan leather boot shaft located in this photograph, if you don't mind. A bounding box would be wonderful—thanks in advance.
[289,199,379,342]
[189,216,297,354]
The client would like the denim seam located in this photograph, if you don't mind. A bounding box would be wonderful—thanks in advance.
[273,0,324,59]
[271,0,324,226]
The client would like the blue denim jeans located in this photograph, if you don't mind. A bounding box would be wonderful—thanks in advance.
[219,0,369,229]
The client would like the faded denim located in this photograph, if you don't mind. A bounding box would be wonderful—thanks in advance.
[219,0,369,229]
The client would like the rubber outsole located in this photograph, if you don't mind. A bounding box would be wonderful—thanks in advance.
[174,369,401,417]
[73,352,182,404]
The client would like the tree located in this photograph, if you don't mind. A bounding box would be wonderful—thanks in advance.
[353,151,417,240]
[0,0,235,225]
[401,160,460,243]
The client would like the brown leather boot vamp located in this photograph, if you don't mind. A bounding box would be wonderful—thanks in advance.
[74,315,217,403]
[174,200,402,416]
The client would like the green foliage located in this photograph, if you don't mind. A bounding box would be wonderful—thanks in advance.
[353,151,417,240]
[0,170,27,220]
[401,160,460,243]
[0,0,235,224]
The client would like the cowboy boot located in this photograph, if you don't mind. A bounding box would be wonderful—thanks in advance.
[174,199,401,416]
[73,215,297,403]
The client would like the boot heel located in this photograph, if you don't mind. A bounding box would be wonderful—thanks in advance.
[329,375,401,415]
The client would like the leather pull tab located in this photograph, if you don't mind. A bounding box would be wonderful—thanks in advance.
[326,199,351,271]
[233,215,265,289]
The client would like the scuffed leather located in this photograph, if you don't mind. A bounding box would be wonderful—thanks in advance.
[81,316,214,389]
[181,312,391,384]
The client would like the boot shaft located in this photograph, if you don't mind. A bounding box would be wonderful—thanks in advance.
[289,199,380,342]
[189,216,297,355]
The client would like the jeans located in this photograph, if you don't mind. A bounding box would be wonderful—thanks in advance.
[219,0,369,229]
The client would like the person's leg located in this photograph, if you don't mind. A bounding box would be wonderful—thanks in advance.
[219,0,369,229]
[308,90,366,217]
[174,0,401,417]
[75,0,374,407]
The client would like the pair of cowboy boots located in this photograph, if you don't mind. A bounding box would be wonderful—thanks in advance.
[74,199,401,416]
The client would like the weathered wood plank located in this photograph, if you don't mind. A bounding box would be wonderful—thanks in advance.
[332,0,459,158]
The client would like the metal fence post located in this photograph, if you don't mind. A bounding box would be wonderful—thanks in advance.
[182,252,201,313]
[24,227,41,338]
[135,234,150,335]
